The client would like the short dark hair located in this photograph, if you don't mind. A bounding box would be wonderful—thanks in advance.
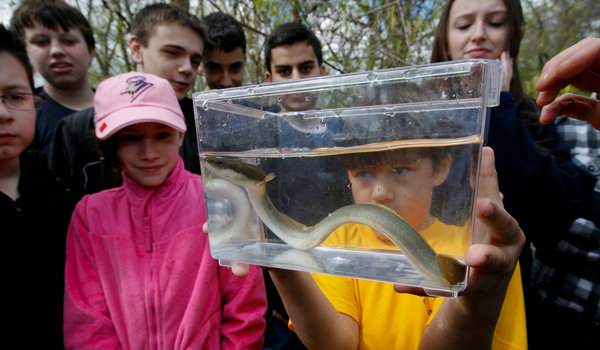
[130,3,204,47]
[338,148,448,172]
[0,24,34,91]
[10,0,95,51]
[264,22,323,73]
[201,12,246,54]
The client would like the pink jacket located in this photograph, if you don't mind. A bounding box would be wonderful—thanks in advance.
[64,158,266,349]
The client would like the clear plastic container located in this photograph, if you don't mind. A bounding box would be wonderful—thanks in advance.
[193,59,501,297]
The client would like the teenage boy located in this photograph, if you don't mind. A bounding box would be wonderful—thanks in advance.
[265,22,326,84]
[10,0,95,153]
[201,12,247,90]
[259,22,339,350]
[264,22,327,114]
[48,3,204,200]
[1,24,73,349]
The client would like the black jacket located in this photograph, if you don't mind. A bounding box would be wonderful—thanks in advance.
[48,97,200,201]
[2,151,73,349]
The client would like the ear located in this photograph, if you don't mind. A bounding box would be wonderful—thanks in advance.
[432,153,453,187]
[129,36,143,65]
[178,131,185,147]
[265,70,272,83]
[519,25,525,40]
[88,47,96,64]
[319,63,326,76]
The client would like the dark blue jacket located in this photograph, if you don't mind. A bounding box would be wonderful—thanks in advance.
[486,92,597,288]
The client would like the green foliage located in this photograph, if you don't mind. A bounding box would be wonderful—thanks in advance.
[520,0,600,97]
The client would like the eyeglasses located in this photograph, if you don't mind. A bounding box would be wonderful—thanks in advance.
[0,92,44,111]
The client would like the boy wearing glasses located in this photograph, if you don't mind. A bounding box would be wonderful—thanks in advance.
[0,24,73,348]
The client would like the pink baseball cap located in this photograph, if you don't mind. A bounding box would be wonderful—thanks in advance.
[94,71,187,140]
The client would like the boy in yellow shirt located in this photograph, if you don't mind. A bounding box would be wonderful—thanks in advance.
[204,146,527,349]
[269,146,527,350]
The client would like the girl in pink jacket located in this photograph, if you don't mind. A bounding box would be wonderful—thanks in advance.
[63,72,267,349]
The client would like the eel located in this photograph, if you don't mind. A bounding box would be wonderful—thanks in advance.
[203,156,466,285]
[203,178,252,247]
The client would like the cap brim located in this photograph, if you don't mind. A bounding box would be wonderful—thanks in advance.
[95,105,187,140]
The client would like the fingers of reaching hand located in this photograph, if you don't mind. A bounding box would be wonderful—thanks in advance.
[536,37,600,102]
[537,72,600,107]
[551,38,600,81]
[540,94,600,130]
[560,70,600,94]
[536,86,564,107]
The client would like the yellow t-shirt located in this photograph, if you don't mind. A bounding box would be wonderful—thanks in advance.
[308,220,527,350]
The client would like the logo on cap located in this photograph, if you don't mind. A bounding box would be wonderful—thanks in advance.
[122,76,153,102]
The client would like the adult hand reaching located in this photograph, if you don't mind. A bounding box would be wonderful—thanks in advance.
[535,37,600,130]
